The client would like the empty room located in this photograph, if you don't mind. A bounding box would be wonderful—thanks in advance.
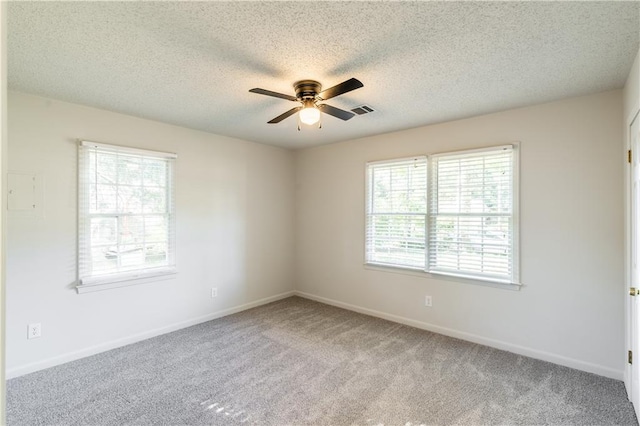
[2,1,640,424]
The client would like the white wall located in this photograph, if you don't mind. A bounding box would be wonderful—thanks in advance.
[6,91,295,376]
[295,90,624,378]
[0,2,7,421]
[6,88,628,380]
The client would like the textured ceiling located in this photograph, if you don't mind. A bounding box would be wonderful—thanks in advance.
[8,1,640,149]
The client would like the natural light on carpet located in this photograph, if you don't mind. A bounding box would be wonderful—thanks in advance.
[200,399,251,422]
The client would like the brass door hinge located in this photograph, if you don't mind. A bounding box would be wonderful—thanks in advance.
[629,150,632,164]
[629,350,633,364]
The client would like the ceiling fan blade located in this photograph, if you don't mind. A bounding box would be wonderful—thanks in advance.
[249,88,297,102]
[267,106,302,124]
[317,78,363,101]
[318,104,355,121]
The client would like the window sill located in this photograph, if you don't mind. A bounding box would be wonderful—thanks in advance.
[76,267,177,294]
[364,263,522,291]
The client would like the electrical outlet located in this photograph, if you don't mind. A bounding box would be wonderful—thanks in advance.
[211,288,217,298]
[424,296,432,307]
[27,323,41,339]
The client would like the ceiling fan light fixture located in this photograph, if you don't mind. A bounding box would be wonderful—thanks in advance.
[299,104,321,125]
[249,78,363,126]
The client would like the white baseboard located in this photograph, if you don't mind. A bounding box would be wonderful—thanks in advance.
[6,291,295,379]
[294,291,623,381]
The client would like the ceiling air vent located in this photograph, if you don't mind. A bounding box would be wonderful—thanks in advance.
[351,105,375,115]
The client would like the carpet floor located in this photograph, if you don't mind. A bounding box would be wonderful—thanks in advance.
[6,296,639,425]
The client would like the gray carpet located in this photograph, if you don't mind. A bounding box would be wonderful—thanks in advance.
[6,296,638,425]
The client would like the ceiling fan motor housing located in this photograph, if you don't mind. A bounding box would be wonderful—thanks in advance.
[294,80,322,101]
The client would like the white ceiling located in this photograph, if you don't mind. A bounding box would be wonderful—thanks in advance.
[8,1,640,150]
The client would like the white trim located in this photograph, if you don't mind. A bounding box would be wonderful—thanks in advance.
[363,263,522,290]
[366,155,426,167]
[631,111,640,135]
[511,142,521,284]
[428,144,514,159]
[628,106,640,131]
[294,290,622,380]
[6,291,295,379]
[79,139,177,159]
[76,269,177,293]
[626,106,640,409]
[427,269,521,288]
[625,107,640,401]
[77,267,177,290]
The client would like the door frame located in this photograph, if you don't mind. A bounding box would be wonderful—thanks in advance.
[626,107,640,417]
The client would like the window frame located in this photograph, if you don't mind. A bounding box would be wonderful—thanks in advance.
[77,140,177,293]
[364,144,520,288]
[365,156,428,270]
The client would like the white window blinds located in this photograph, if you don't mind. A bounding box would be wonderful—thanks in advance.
[366,157,427,269]
[78,141,177,286]
[365,145,518,285]
[428,146,516,282]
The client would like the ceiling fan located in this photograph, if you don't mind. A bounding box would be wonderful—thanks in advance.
[249,78,364,127]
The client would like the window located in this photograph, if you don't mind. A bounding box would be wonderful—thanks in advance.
[78,141,176,289]
[366,157,427,269]
[429,146,517,282]
[365,145,518,284]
